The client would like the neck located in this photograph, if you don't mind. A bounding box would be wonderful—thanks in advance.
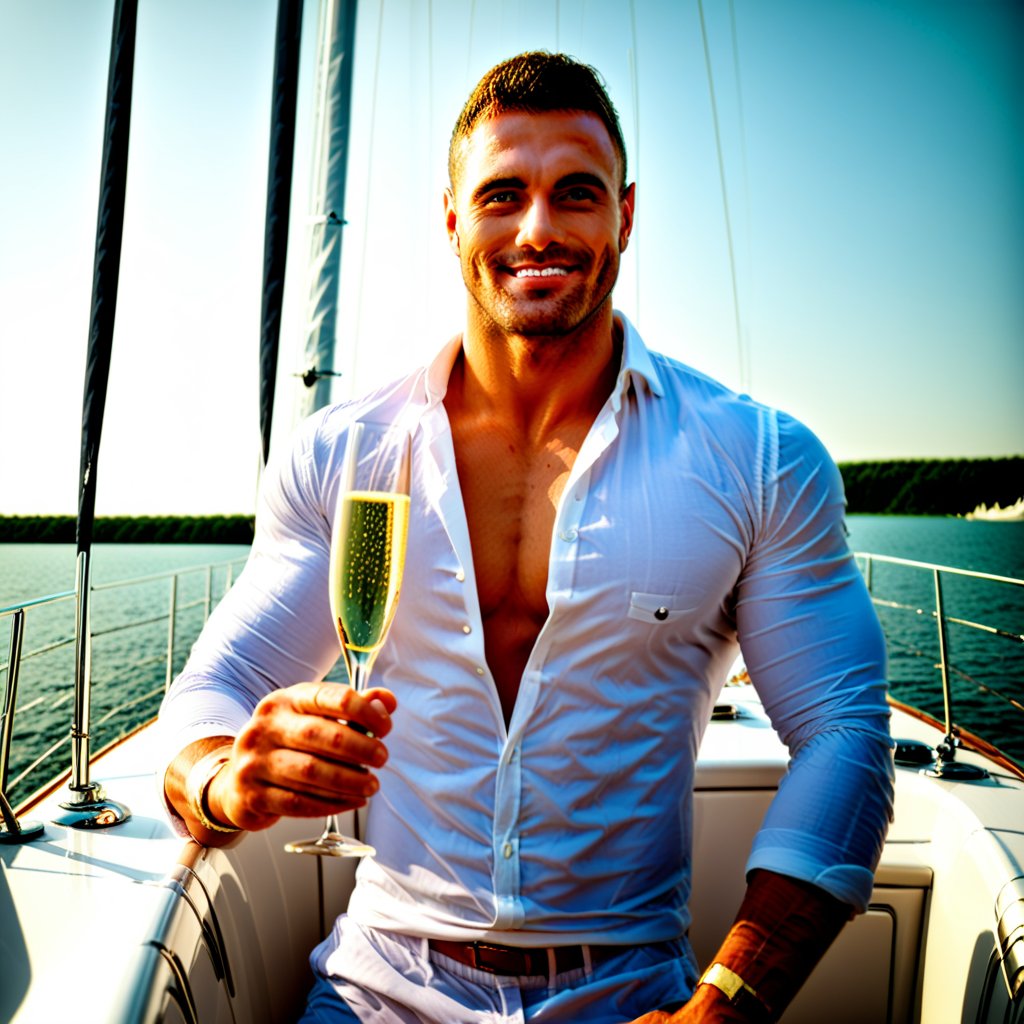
[454,303,622,436]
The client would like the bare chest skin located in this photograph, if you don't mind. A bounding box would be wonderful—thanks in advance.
[448,409,591,728]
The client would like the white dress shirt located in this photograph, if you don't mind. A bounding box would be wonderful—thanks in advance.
[159,313,893,958]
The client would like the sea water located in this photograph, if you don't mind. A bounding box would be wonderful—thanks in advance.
[0,543,250,801]
[1,518,1022,804]
[844,516,1024,764]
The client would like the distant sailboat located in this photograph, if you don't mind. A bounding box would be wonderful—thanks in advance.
[965,497,1024,521]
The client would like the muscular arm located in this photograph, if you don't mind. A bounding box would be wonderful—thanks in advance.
[159,409,401,844]
[632,869,852,1022]
[633,415,892,1022]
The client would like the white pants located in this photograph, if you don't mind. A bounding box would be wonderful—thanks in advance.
[299,917,697,1023]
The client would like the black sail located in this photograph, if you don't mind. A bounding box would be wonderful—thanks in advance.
[259,0,305,466]
[76,0,137,554]
[59,0,138,828]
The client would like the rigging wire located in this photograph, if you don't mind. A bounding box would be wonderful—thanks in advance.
[627,0,640,320]
[427,0,434,176]
[727,0,753,392]
[697,0,750,393]
[427,0,435,301]
[349,0,386,396]
[466,0,477,84]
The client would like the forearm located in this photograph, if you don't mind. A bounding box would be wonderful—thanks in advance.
[689,869,853,1021]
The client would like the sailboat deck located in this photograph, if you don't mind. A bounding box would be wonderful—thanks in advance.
[2,688,1021,1023]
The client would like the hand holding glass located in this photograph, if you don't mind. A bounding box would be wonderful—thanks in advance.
[285,421,411,857]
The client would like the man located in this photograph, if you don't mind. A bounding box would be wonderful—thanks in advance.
[160,52,894,1023]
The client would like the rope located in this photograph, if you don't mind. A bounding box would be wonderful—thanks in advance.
[697,0,748,392]
[350,0,386,396]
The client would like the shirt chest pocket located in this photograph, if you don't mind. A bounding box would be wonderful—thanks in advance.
[627,590,703,624]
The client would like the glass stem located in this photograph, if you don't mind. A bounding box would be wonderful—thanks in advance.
[349,660,371,844]
[349,659,370,694]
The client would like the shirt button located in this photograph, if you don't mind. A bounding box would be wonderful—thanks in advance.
[654,607,669,621]
[476,666,485,676]
[559,527,578,542]
[455,569,465,582]
[462,624,472,634]
[502,842,513,859]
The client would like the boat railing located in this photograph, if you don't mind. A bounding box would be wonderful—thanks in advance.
[3,549,1020,833]
[854,551,1024,776]
[0,556,247,825]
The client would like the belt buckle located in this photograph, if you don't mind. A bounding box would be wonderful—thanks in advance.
[471,941,530,975]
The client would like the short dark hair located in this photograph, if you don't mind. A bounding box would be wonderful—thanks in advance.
[448,51,628,190]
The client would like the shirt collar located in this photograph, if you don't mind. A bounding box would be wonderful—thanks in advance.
[423,334,463,407]
[612,311,665,407]
[421,311,665,408]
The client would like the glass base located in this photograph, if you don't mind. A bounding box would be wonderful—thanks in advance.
[284,831,375,857]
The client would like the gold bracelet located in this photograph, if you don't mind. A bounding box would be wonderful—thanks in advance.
[185,747,240,834]
[699,962,773,1019]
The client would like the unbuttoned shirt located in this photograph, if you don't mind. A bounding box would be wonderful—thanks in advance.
[159,313,894,954]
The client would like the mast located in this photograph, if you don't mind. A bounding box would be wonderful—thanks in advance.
[259,0,306,467]
[294,0,358,421]
[56,0,138,829]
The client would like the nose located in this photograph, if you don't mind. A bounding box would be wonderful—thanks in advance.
[515,197,563,251]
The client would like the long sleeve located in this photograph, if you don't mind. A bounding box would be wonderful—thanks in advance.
[736,410,894,911]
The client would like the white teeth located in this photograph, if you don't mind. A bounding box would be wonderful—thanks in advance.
[514,266,568,278]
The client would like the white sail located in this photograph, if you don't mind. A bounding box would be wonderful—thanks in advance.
[294,0,357,423]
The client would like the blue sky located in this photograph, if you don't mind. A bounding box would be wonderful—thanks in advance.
[1,0,1020,515]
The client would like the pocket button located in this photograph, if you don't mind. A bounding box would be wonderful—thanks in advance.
[654,606,670,621]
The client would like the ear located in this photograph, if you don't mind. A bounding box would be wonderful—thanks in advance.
[618,182,636,253]
[444,188,460,256]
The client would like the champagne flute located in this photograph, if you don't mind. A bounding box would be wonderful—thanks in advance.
[285,421,411,857]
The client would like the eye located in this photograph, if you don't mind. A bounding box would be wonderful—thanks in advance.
[483,189,518,205]
[562,186,598,203]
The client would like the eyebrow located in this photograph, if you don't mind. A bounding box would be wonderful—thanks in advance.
[471,176,526,205]
[470,171,612,206]
[554,172,610,195]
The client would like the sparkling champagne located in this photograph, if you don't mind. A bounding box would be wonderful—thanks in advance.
[287,423,411,859]
[330,490,410,676]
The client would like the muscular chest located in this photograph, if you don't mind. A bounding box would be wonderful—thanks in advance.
[452,425,579,619]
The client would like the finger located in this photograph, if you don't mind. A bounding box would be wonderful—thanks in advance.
[231,747,380,815]
[242,782,373,821]
[362,686,398,714]
[272,748,382,801]
[289,682,394,737]
[346,692,395,737]
[288,681,348,717]
[279,710,389,772]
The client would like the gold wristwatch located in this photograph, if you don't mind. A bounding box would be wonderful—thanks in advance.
[698,962,773,1020]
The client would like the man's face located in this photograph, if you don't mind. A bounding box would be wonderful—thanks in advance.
[445,110,634,340]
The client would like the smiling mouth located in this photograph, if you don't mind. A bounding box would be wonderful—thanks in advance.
[508,265,572,279]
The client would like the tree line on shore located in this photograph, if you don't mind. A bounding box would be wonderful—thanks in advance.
[0,458,1020,542]
[0,514,256,544]
[837,456,1021,516]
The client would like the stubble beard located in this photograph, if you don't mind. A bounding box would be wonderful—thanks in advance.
[464,246,620,343]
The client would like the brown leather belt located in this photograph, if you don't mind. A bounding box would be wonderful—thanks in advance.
[428,938,632,977]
